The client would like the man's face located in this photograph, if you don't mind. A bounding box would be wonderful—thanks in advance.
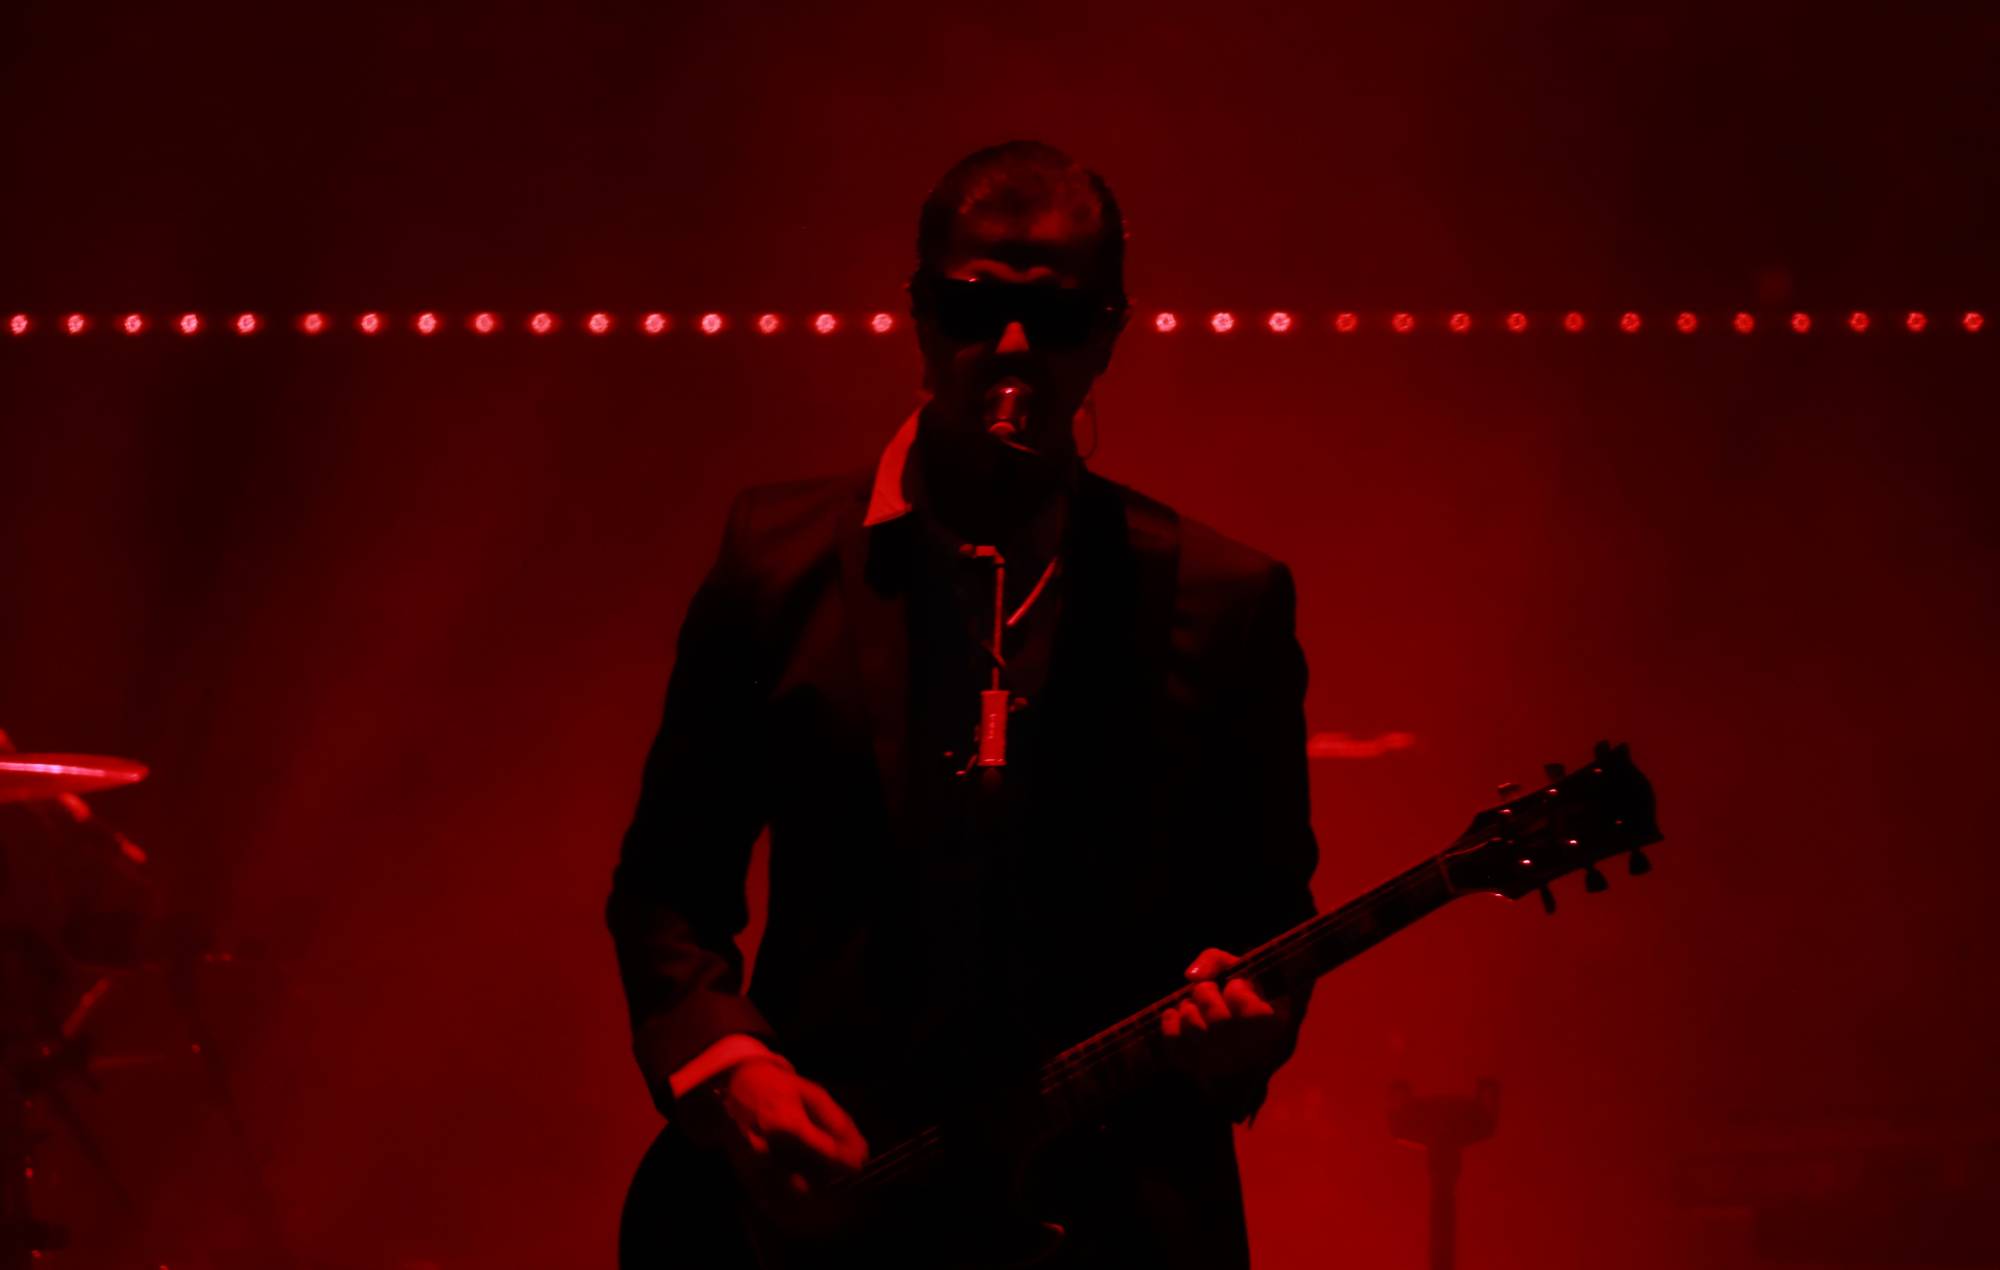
[910,204,1126,464]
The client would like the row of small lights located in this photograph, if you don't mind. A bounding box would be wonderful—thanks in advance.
[3,310,892,337]
[3,309,1987,337]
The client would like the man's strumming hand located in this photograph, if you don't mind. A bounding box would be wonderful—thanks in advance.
[1159,947,1295,1102]
[677,1056,870,1232]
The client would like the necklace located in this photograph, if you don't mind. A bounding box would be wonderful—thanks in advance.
[955,545,1062,773]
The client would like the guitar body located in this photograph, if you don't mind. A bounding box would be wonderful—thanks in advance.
[618,1118,1068,1270]
[619,1129,763,1270]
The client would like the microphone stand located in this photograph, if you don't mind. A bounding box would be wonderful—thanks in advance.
[1389,1079,1499,1270]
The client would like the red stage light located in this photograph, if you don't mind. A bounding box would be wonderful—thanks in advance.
[469,311,497,335]
[1790,312,1811,333]
[1967,311,1986,333]
[64,313,89,335]
[1619,311,1641,333]
[529,311,556,335]
[1848,310,1870,332]
[869,312,895,334]
[1448,312,1471,333]
[1675,311,1698,333]
[298,312,326,335]
[234,312,259,335]
[121,313,146,335]
[1732,312,1754,334]
[1154,311,1178,333]
[1333,312,1357,333]
[356,312,382,334]
[587,312,612,334]
[177,312,202,335]
[1505,312,1528,332]
[813,312,838,334]
[641,312,668,335]
[700,312,724,334]
[756,312,781,334]
[1905,310,1927,333]
[1390,312,1414,333]
[7,314,28,336]
[1267,311,1293,333]
[1563,311,1586,332]
[1210,311,1236,334]
[414,311,440,335]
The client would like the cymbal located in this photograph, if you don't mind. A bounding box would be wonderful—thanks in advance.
[0,754,148,803]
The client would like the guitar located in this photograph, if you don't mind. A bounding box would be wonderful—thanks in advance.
[619,741,1662,1269]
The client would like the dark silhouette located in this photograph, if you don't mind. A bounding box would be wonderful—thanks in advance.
[608,141,1319,1268]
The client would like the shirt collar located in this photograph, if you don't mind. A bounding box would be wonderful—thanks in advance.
[861,403,1085,546]
[861,406,923,527]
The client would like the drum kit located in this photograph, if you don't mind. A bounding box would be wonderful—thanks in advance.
[0,731,271,1268]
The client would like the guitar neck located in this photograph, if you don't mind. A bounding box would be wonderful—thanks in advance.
[1030,854,1459,1137]
[851,743,1658,1199]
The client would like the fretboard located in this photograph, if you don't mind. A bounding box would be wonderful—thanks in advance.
[1029,855,1459,1139]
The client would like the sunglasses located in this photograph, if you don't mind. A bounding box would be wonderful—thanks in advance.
[912,275,1127,349]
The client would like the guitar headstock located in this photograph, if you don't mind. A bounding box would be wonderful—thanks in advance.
[1440,741,1662,912]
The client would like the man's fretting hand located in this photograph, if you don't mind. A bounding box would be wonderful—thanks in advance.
[1159,948,1295,1101]
[678,1057,870,1232]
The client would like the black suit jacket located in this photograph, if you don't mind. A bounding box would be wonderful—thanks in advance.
[607,461,1319,1266]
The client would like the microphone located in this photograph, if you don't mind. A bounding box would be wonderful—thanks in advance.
[982,377,1038,454]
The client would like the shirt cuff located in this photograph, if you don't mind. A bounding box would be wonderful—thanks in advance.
[666,1032,793,1102]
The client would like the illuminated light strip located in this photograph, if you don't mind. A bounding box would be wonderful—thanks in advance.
[4,310,1987,338]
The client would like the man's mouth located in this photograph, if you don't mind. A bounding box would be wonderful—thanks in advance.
[982,377,1037,452]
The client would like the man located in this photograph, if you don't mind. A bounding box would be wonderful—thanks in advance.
[608,140,1319,1268]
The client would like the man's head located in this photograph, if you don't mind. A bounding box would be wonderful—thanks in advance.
[908,141,1130,469]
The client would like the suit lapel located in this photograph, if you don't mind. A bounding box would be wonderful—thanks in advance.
[1039,470,1182,770]
[837,485,914,844]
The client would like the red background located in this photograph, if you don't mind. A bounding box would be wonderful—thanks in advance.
[3,4,1997,1266]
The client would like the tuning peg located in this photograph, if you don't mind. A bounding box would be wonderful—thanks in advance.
[1584,866,1609,893]
[1627,848,1653,876]
[1543,762,1566,782]
[1537,885,1556,915]
[1495,781,1521,799]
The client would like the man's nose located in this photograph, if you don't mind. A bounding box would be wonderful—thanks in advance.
[995,320,1031,355]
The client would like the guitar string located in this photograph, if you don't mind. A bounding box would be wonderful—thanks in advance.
[837,883,1422,1197]
[1028,861,1443,1083]
[840,790,1639,1193]
[1025,800,1636,1098]
[841,863,1448,1195]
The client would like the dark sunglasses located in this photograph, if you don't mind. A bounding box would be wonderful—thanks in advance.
[911,275,1127,348]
